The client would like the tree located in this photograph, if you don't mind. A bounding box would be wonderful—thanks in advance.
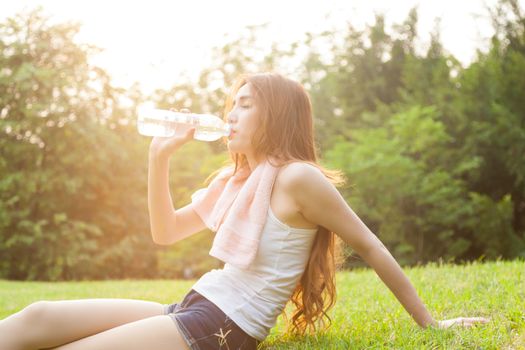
[0,8,154,280]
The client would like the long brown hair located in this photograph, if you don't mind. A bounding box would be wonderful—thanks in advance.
[209,72,346,336]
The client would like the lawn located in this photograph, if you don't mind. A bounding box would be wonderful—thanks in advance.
[1,260,523,349]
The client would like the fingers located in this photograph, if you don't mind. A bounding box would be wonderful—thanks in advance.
[437,316,490,329]
[169,108,191,113]
[467,317,490,323]
[185,127,196,140]
[462,317,490,327]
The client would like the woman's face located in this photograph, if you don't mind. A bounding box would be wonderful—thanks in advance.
[227,83,260,156]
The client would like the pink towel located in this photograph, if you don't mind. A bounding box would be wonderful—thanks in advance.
[191,158,280,268]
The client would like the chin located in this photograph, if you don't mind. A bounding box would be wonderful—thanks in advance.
[227,141,242,152]
[227,143,239,153]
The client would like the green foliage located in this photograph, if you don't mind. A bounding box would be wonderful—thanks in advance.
[0,8,223,280]
[1,1,525,280]
[325,104,523,264]
[309,1,525,264]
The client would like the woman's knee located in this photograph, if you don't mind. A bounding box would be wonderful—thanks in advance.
[20,300,53,324]
[0,301,51,349]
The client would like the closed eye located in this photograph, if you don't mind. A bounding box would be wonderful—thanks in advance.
[232,95,253,109]
[232,102,250,109]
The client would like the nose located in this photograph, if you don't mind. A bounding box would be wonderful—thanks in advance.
[227,112,237,125]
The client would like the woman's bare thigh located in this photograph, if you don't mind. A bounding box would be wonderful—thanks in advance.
[46,315,190,350]
[23,298,167,349]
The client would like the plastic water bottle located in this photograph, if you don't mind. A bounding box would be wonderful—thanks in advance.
[137,108,231,141]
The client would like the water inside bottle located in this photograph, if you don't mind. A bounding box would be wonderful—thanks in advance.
[138,115,230,141]
[137,116,175,137]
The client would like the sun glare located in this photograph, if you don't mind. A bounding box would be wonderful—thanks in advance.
[0,0,503,93]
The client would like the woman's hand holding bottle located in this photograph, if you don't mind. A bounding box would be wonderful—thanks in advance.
[148,108,195,160]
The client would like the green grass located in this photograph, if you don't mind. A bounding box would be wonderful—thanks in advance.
[1,260,523,349]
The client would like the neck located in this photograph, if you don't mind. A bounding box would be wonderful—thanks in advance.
[246,153,266,172]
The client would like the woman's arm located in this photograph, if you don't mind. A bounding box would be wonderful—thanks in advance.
[359,240,435,327]
[284,163,488,328]
[147,112,204,245]
[147,151,178,245]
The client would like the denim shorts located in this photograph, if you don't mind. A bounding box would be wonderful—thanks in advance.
[163,289,261,350]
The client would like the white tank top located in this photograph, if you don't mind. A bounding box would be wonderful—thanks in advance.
[192,206,318,341]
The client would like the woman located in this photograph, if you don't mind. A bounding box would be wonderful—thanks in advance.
[0,73,488,350]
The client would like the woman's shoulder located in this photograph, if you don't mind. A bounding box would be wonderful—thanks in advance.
[279,161,322,177]
[277,161,324,191]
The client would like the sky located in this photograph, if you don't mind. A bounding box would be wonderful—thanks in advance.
[0,0,516,94]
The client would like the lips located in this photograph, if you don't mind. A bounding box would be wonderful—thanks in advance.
[229,129,237,139]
